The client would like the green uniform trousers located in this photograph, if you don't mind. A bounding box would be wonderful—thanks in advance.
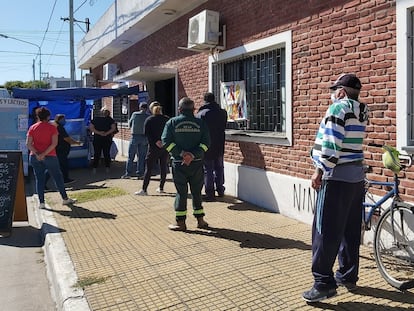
[171,160,205,220]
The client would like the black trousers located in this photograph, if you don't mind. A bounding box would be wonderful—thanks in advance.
[56,148,70,181]
[142,147,169,191]
[311,179,364,290]
[93,136,112,168]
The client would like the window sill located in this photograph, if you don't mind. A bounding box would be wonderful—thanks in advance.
[401,146,414,154]
[225,130,291,146]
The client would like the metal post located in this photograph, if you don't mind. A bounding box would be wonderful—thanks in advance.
[69,0,75,87]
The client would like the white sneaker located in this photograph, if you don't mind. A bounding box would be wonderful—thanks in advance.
[39,203,46,209]
[156,187,165,193]
[62,198,77,205]
[134,189,147,196]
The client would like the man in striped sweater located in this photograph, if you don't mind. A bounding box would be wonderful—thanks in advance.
[303,74,369,303]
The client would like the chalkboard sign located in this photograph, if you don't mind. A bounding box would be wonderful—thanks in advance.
[0,151,26,237]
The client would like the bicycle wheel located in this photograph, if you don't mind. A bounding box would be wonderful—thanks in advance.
[374,203,414,290]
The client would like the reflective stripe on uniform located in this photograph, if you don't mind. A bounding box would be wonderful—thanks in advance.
[193,209,204,215]
[175,210,187,217]
[199,143,208,152]
[166,142,176,152]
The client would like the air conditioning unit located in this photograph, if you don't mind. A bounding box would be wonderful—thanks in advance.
[103,63,118,81]
[83,73,95,87]
[187,10,220,49]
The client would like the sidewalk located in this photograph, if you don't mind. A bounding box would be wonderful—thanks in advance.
[33,158,414,310]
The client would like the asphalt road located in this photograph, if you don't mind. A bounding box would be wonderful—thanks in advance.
[0,179,55,311]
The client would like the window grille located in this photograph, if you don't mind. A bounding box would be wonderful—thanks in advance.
[212,47,286,133]
[409,10,414,144]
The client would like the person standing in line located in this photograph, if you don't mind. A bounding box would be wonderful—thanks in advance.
[89,107,116,173]
[161,97,210,231]
[53,114,82,184]
[302,74,368,303]
[135,101,170,195]
[196,92,228,201]
[121,102,150,179]
[26,107,77,209]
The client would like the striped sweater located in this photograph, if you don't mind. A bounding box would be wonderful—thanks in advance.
[311,98,368,172]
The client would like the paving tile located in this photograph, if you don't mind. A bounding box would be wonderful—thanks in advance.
[42,159,414,310]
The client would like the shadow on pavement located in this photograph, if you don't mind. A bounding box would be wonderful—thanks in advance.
[0,226,42,247]
[356,285,414,304]
[226,200,276,213]
[313,301,412,310]
[44,205,117,219]
[187,226,311,250]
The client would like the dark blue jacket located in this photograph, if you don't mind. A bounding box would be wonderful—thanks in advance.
[197,101,227,160]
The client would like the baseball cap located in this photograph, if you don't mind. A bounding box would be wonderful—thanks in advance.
[139,102,148,109]
[329,74,362,90]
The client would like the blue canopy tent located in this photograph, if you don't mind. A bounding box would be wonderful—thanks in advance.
[13,86,139,168]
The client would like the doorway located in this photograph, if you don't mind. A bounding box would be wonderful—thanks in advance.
[154,78,175,117]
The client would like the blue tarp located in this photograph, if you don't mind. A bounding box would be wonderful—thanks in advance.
[12,86,139,101]
[12,86,140,124]
[12,86,140,169]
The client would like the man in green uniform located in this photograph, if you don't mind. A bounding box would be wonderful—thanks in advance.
[162,97,210,231]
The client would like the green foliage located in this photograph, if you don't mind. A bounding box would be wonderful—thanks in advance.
[4,80,49,92]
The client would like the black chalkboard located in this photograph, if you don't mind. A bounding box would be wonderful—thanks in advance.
[0,151,22,236]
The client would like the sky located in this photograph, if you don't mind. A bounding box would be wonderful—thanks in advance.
[0,0,114,86]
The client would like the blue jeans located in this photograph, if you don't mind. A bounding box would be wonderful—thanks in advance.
[125,134,148,176]
[203,156,225,197]
[30,155,68,204]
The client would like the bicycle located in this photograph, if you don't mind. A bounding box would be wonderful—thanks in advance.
[363,143,414,290]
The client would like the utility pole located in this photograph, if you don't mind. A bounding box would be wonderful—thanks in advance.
[69,0,75,87]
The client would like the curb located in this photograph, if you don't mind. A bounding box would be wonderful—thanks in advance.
[30,195,91,311]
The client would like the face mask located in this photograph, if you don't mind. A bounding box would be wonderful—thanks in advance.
[330,92,336,102]
[59,119,66,126]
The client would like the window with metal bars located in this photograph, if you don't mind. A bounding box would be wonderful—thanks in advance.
[409,10,414,144]
[212,47,286,133]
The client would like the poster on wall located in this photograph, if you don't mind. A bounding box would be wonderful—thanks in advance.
[220,80,247,121]
[138,91,149,106]
[0,98,29,176]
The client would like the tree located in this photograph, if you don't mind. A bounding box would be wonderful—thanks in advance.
[3,80,49,91]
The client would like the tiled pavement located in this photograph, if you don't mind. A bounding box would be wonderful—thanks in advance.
[34,158,414,310]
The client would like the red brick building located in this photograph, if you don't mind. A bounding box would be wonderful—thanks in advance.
[77,0,413,225]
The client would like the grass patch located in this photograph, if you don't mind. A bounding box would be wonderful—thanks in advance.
[74,275,110,288]
[71,187,127,203]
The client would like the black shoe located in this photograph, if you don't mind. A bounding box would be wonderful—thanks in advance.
[302,287,337,303]
[217,192,225,197]
[203,195,216,202]
[64,178,75,184]
[335,278,357,292]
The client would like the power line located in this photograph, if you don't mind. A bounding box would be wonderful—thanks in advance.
[39,0,59,53]
[74,0,88,14]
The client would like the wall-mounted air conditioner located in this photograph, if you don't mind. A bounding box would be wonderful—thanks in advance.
[83,73,95,87]
[187,10,220,49]
[103,63,118,81]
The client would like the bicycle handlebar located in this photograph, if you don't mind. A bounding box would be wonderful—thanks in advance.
[368,142,413,169]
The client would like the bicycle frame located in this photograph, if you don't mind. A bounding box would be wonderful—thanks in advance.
[363,178,398,226]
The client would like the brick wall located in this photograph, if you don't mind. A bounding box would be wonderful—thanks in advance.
[95,0,405,199]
